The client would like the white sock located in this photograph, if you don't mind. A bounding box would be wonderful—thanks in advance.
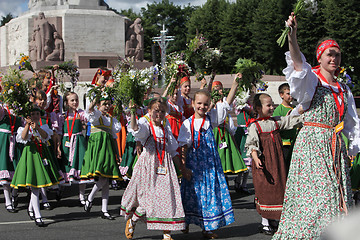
[88,177,107,202]
[79,184,86,201]
[163,231,171,239]
[262,217,269,226]
[3,184,12,207]
[101,181,109,213]
[128,219,136,233]
[30,187,41,219]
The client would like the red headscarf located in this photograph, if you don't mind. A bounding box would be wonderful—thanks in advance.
[91,69,112,85]
[316,39,340,61]
[313,39,341,76]
[180,76,190,85]
[212,81,223,89]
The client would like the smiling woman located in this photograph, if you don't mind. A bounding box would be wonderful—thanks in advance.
[272,12,360,240]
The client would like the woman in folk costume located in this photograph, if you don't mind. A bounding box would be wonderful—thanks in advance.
[60,92,88,205]
[211,80,247,176]
[11,107,63,227]
[81,95,122,220]
[273,13,360,239]
[0,104,23,213]
[177,76,195,119]
[120,97,185,240]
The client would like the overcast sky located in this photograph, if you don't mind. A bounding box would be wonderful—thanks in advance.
[0,0,208,18]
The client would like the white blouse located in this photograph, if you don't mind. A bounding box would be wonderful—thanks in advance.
[283,51,360,155]
[177,101,231,147]
[131,116,179,158]
[16,124,53,144]
[86,107,121,139]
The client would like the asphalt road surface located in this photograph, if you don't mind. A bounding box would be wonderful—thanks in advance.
[0,175,273,240]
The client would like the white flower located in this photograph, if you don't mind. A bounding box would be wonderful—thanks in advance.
[8,89,13,94]
[129,70,136,79]
[101,92,109,98]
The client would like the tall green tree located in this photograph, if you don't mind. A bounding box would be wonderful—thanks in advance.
[250,0,285,75]
[140,0,195,62]
[1,13,14,26]
[219,0,260,72]
[186,0,229,48]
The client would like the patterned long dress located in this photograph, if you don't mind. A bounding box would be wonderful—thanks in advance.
[180,115,235,231]
[273,84,352,239]
[120,119,185,231]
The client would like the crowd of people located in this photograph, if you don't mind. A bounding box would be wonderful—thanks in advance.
[1,13,360,240]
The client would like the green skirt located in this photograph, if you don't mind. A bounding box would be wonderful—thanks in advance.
[213,126,247,174]
[119,132,137,177]
[10,142,63,189]
[80,131,121,180]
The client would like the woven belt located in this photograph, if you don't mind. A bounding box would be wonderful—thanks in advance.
[304,121,347,214]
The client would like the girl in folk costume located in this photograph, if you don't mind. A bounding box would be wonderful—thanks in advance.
[34,90,64,209]
[162,77,185,140]
[245,93,303,235]
[120,97,185,240]
[211,81,247,176]
[234,105,254,194]
[0,104,23,213]
[84,68,112,140]
[178,75,240,239]
[81,96,121,220]
[11,107,63,227]
[273,13,360,239]
[177,76,195,119]
[60,92,88,205]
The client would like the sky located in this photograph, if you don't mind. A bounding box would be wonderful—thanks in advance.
[0,0,208,18]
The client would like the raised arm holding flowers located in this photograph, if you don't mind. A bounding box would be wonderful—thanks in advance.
[272,10,360,240]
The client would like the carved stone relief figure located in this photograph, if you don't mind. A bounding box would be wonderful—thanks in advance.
[46,32,64,61]
[128,18,144,62]
[125,34,138,59]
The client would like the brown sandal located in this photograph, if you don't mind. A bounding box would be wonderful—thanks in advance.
[125,219,135,239]
[202,230,218,239]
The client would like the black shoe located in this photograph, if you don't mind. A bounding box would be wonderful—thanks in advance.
[84,199,92,213]
[35,217,47,227]
[241,187,251,195]
[12,195,19,208]
[27,209,35,220]
[258,224,274,235]
[43,202,52,210]
[101,211,115,220]
[5,204,18,213]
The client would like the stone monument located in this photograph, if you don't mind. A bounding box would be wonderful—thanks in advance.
[126,18,144,62]
[0,0,127,71]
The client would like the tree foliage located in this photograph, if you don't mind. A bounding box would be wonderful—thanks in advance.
[115,0,360,92]
[1,13,14,26]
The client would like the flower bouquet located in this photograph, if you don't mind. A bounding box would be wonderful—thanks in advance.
[277,0,305,47]
[45,60,80,92]
[233,58,267,110]
[0,67,33,117]
[162,52,191,96]
[18,54,35,72]
[211,88,229,104]
[186,34,222,83]
[113,60,159,110]
[336,66,354,88]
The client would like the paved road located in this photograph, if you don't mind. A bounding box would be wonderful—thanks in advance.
[0,176,272,240]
